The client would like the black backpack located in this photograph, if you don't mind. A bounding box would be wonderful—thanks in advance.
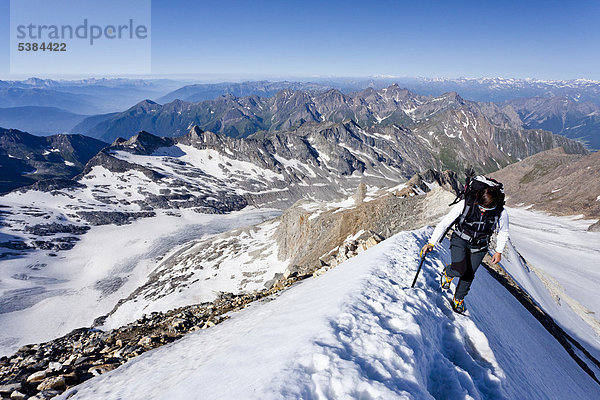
[449,168,505,210]
[449,169,505,244]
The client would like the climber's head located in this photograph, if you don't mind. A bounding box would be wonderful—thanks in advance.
[476,186,501,212]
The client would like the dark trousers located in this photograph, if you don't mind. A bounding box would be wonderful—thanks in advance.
[445,233,487,300]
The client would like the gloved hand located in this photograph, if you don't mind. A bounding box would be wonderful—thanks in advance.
[420,243,434,258]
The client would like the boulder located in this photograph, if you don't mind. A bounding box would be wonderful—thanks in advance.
[26,370,46,383]
[36,376,66,391]
[10,391,26,400]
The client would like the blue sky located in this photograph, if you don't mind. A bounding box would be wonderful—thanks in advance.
[1,0,599,80]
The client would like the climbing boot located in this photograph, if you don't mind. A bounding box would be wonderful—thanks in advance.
[440,269,454,290]
[451,297,466,314]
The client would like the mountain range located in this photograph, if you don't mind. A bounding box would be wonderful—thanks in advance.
[157,80,331,103]
[391,77,600,105]
[157,77,600,105]
[1,78,599,150]
[71,85,597,153]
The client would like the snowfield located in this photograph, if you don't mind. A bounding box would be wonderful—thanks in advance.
[58,228,600,400]
[102,217,289,330]
[0,207,280,356]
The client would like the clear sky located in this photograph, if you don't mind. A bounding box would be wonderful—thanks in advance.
[1,0,599,80]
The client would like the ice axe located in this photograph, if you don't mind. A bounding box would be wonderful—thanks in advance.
[411,254,426,288]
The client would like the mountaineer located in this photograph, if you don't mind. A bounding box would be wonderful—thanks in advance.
[421,175,509,313]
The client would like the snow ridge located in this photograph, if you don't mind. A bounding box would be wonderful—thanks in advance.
[273,231,507,399]
[59,228,600,399]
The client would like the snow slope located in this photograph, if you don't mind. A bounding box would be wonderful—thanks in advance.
[501,207,600,361]
[507,207,600,317]
[59,228,600,399]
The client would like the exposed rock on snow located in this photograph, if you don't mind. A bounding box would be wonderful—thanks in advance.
[275,182,457,271]
[588,221,600,232]
[76,211,156,226]
[24,223,89,236]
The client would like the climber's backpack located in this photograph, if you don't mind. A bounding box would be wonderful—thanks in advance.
[449,170,505,245]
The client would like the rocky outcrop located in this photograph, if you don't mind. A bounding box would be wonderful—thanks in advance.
[19,179,85,193]
[80,151,164,181]
[24,224,89,236]
[76,211,157,226]
[109,131,176,155]
[403,170,461,195]
[275,171,458,272]
[588,221,600,232]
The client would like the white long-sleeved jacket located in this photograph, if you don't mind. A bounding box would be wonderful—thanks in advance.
[428,200,509,254]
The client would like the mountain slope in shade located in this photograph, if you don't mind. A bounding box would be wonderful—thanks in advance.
[0,128,108,193]
[57,228,600,400]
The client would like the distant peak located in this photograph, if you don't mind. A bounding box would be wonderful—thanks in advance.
[138,99,157,106]
[134,130,160,139]
[439,91,464,103]
[321,88,345,98]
